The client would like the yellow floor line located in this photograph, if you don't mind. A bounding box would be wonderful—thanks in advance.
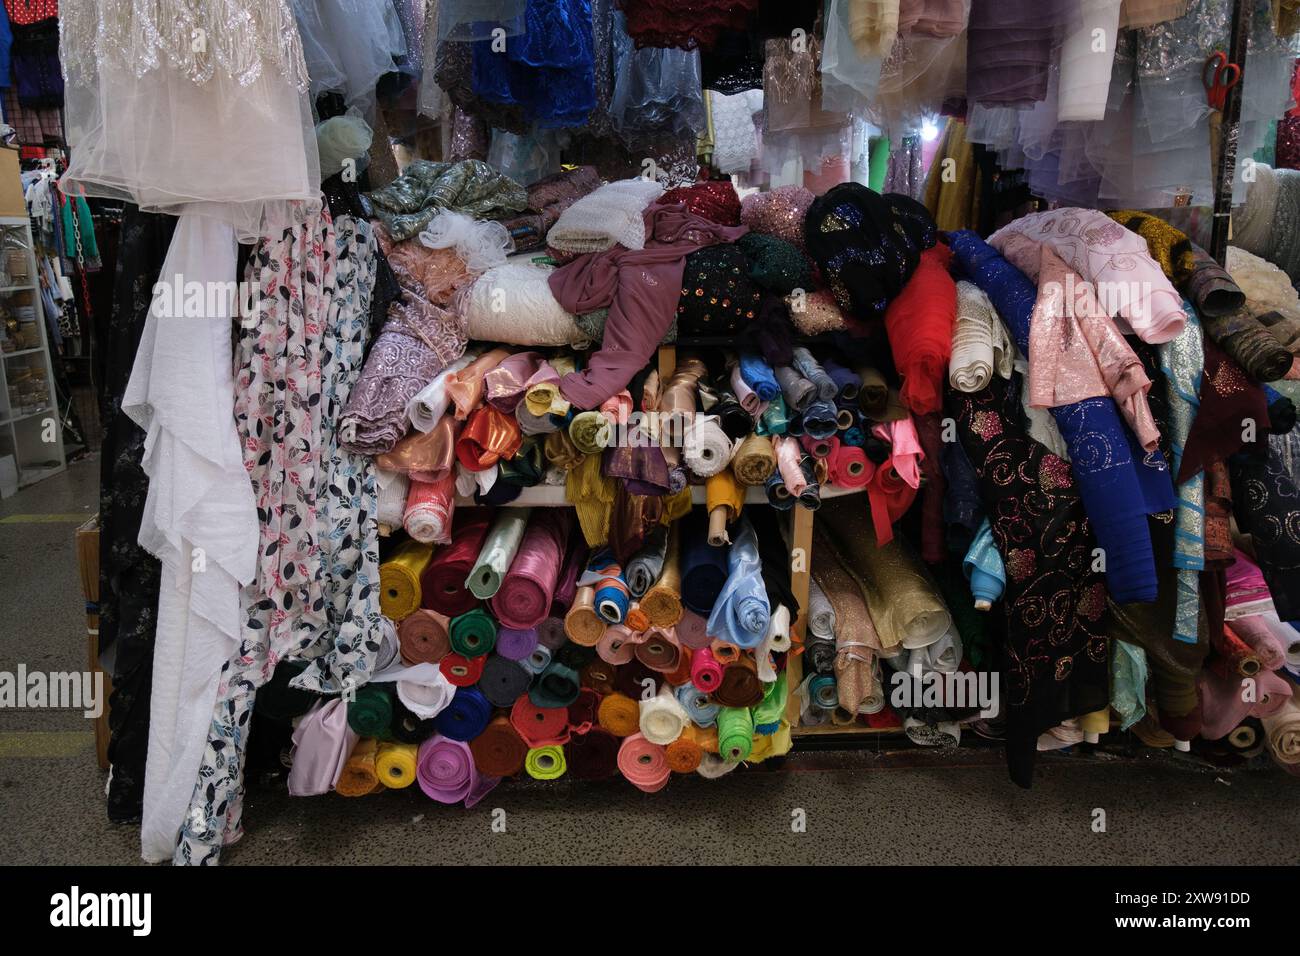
[0,731,95,757]
[0,513,92,524]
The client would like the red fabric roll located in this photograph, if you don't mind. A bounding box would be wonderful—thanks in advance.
[827,443,872,488]
[565,727,621,779]
[490,510,573,629]
[510,695,571,747]
[455,403,524,471]
[421,512,493,616]
[469,715,528,776]
[439,653,486,687]
[884,244,956,416]
[866,458,919,546]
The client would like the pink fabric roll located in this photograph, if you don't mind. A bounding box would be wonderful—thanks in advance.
[1226,550,1277,620]
[287,699,357,797]
[416,734,480,804]
[800,433,838,460]
[617,732,671,792]
[677,609,712,649]
[1231,616,1287,671]
[1199,667,1295,740]
[873,418,924,488]
[491,509,574,629]
[731,365,763,414]
[635,624,682,672]
[403,473,457,544]
[775,435,808,495]
[827,443,872,488]
[484,350,546,412]
[597,623,644,664]
[690,644,724,692]
[600,389,634,425]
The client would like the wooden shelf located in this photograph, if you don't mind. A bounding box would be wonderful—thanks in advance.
[0,404,52,427]
[2,347,43,359]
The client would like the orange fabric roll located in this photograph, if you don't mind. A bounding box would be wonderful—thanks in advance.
[663,645,693,686]
[710,639,741,664]
[445,347,512,420]
[693,725,719,753]
[335,737,380,796]
[456,403,524,471]
[565,586,606,646]
[597,692,641,736]
[624,604,651,632]
[665,725,704,773]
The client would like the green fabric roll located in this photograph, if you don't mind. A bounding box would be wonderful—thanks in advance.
[717,706,754,762]
[569,410,612,455]
[347,684,394,738]
[449,607,498,658]
[467,508,529,599]
[868,136,891,193]
[751,672,788,734]
[524,744,567,780]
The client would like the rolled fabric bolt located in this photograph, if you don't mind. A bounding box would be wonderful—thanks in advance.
[711,640,740,664]
[808,673,838,710]
[714,655,765,707]
[579,549,632,624]
[801,399,839,441]
[618,733,672,792]
[642,524,684,626]
[690,645,725,693]
[467,508,529,599]
[377,468,410,528]
[416,735,479,804]
[565,586,606,645]
[596,623,640,665]
[732,433,776,485]
[639,685,692,745]
[624,604,650,632]
[522,643,552,676]
[439,652,486,687]
[528,659,582,708]
[827,443,871,489]
[706,469,744,546]
[763,602,792,653]
[509,695,570,747]
[470,715,528,776]
[635,625,682,673]
[396,670,457,719]
[963,519,1006,610]
[774,435,806,496]
[1230,615,1287,671]
[775,365,816,410]
[800,432,835,460]
[792,348,837,401]
[374,617,401,673]
[491,509,572,629]
[1227,719,1261,754]
[565,727,621,779]
[706,518,771,648]
[569,410,613,454]
[764,470,793,510]
[581,658,619,695]
[390,699,438,744]
[739,352,780,402]
[376,741,419,788]
[664,725,704,773]
[398,608,452,665]
[625,525,669,598]
[835,407,855,430]
[567,687,602,734]
[597,692,641,737]
[380,540,434,621]
[434,685,492,741]
[716,706,754,761]
[683,415,734,478]
[730,364,763,414]
[823,358,861,403]
[681,519,729,614]
[479,654,533,707]
[336,738,380,796]
[1209,625,1262,679]
[677,609,711,649]
[449,607,497,658]
[524,745,567,780]
[420,513,492,616]
[495,626,539,661]
[664,646,694,686]
[403,474,457,545]
[676,681,721,727]
[347,684,394,737]
[408,353,476,431]
[753,672,789,734]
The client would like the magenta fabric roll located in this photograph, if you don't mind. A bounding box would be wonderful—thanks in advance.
[552,535,589,613]
[416,734,480,804]
[690,645,724,692]
[491,509,574,629]
[496,626,540,661]
[1226,550,1276,619]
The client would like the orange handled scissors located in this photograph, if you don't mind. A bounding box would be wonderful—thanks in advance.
[1203,50,1241,110]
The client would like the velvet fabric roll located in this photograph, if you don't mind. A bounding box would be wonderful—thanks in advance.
[469,715,527,776]
[490,509,572,629]
[681,513,730,614]
[617,733,671,792]
[336,737,380,796]
[479,654,533,707]
[433,686,492,741]
[664,726,705,773]
[381,540,434,621]
[448,607,497,658]
[495,626,539,661]
[582,657,619,696]
[529,659,582,709]
[467,508,529,600]
[625,525,669,598]
[510,695,570,748]
[565,727,621,779]
[676,610,711,650]
[713,654,764,707]
[565,586,607,646]
[421,512,492,617]
[347,684,394,738]
[597,692,641,737]
[376,741,419,789]
[416,735,480,804]
[635,626,682,673]
[716,706,754,762]
[706,517,770,649]
[390,697,439,745]
[398,609,453,665]
[440,652,486,687]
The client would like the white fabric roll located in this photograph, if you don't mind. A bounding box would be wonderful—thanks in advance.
[407,353,476,433]
[396,670,458,719]
[464,259,587,347]
[638,685,691,745]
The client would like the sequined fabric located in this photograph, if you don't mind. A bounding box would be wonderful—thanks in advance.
[1231,425,1300,619]
[366,159,529,242]
[676,244,762,336]
[739,185,814,250]
[615,0,760,51]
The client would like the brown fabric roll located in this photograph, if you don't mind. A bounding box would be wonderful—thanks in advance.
[658,358,707,468]
[581,658,618,695]
[398,608,452,665]
[642,522,684,626]
[1201,306,1294,382]
[713,654,765,707]
[544,428,584,470]
[732,433,777,485]
[469,715,528,776]
[635,627,682,672]
[1203,460,1235,565]
[564,586,606,646]
[709,639,741,664]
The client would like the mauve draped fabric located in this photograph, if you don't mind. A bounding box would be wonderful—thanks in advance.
[949,229,1174,604]
[967,0,1079,106]
[552,204,747,409]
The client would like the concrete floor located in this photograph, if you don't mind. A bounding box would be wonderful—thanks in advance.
[2,457,1298,866]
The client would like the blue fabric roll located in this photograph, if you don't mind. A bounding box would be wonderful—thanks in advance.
[706,517,771,648]
[962,519,1006,608]
[675,681,721,727]
[792,347,839,402]
[842,424,866,447]
[680,511,731,614]
[522,643,553,676]
[948,230,1173,603]
[433,686,492,741]
[808,674,838,710]
[801,399,839,440]
[822,358,862,403]
[739,352,781,402]
[764,470,795,510]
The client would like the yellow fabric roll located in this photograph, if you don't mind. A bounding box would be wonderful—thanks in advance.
[544,428,583,470]
[597,692,641,736]
[642,522,684,627]
[693,724,719,753]
[565,586,606,646]
[380,540,433,621]
[731,433,776,485]
[376,741,419,789]
[706,469,744,545]
[524,745,568,780]
[818,498,952,650]
[749,720,793,762]
[335,737,380,796]
[566,453,615,546]
[1079,708,1111,736]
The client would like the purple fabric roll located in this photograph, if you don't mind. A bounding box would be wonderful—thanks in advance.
[416,734,479,804]
[496,626,540,661]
